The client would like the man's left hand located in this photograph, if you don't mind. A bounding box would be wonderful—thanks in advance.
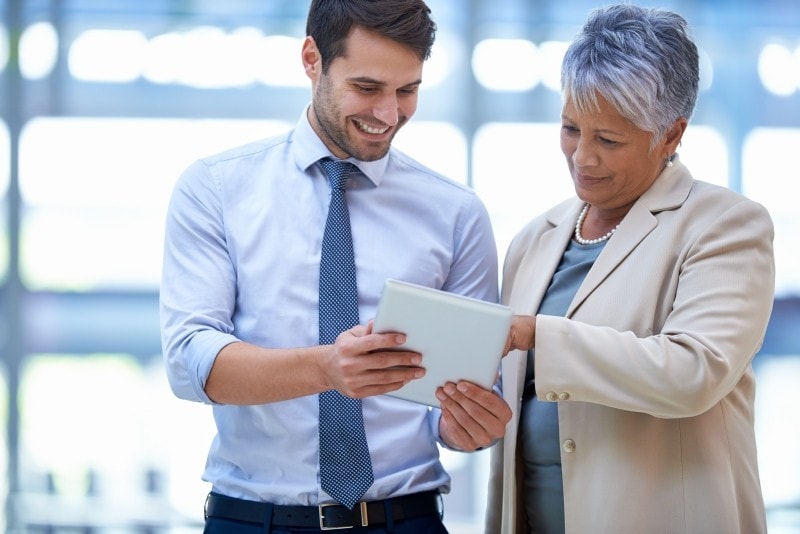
[436,381,512,451]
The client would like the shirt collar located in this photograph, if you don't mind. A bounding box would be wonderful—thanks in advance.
[291,103,388,186]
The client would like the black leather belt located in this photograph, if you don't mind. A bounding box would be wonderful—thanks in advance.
[205,490,442,530]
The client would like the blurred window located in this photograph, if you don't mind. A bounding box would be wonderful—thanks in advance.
[18,117,289,290]
[18,354,213,527]
[394,121,468,185]
[0,121,8,282]
[472,122,578,258]
[742,127,800,296]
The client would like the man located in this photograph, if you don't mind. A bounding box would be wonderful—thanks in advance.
[160,0,511,532]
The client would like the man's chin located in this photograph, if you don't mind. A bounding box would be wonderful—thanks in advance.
[362,138,396,160]
[349,145,391,162]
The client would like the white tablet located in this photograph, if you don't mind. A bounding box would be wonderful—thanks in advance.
[371,278,513,407]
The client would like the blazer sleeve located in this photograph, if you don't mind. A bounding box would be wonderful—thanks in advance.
[533,195,775,418]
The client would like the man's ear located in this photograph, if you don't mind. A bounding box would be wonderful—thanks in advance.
[301,36,322,81]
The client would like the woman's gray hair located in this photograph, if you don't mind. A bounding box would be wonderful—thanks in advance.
[561,4,699,149]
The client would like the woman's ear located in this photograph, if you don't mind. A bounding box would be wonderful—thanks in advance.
[663,117,689,157]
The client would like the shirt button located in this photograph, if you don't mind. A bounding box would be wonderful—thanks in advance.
[545,392,558,402]
[558,392,570,401]
[562,439,576,453]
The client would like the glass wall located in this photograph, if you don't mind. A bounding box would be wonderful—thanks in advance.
[2,1,799,532]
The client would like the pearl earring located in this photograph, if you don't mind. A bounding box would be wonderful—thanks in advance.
[666,154,674,168]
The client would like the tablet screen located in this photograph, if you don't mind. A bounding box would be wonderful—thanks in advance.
[372,279,512,407]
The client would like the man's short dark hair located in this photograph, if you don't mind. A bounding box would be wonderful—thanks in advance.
[306,0,437,73]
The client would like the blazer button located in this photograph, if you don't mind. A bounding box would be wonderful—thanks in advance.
[558,392,570,401]
[545,392,558,402]
[562,439,576,453]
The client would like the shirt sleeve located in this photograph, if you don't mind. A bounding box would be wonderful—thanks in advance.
[442,192,500,303]
[160,160,240,404]
[433,191,502,448]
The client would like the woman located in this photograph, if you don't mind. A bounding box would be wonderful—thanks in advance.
[486,4,774,533]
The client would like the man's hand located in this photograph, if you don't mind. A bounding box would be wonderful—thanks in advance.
[322,321,425,399]
[436,381,512,451]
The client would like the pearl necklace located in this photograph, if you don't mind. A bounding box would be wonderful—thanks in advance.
[574,203,619,245]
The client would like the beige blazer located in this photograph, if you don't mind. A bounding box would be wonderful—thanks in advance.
[486,159,774,534]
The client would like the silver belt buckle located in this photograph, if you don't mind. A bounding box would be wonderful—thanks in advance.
[318,501,368,530]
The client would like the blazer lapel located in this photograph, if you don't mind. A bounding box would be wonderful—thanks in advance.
[508,201,582,315]
[502,201,581,406]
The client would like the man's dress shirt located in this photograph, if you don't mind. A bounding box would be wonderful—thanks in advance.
[160,106,500,506]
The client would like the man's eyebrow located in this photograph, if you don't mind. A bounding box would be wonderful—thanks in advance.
[348,76,383,84]
[348,76,422,88]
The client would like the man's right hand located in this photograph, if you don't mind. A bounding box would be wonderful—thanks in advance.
[321,321,425,399]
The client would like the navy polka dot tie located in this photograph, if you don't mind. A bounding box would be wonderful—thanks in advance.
[317,158,374,509]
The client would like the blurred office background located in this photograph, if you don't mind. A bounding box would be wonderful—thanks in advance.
[1,0,799,532]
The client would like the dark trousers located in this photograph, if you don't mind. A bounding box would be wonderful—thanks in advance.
[204,514,449,534]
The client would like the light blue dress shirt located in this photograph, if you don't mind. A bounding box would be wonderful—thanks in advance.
[160,106,499,506]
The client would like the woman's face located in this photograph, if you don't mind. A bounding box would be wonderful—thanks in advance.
[560,93,680,213]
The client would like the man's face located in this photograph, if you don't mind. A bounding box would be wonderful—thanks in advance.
[302,26,423,161]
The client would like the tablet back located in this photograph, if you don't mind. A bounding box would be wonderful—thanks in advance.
[372,278,513,407]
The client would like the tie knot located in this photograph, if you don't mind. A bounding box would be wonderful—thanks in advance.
[319,158,358,190]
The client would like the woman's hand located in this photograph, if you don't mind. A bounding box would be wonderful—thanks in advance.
[503,315,536,354]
